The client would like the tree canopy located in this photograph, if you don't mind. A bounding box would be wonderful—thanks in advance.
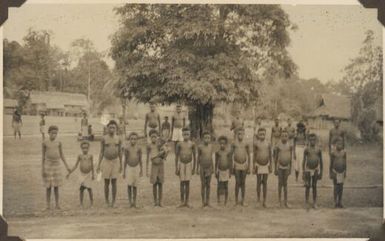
[111,4,297,107]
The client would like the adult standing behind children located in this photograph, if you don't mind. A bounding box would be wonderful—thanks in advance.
[144,102,161,143]
[12,110,22,139]
[97,120,122,208]
[80,112,88,140]
[230,110,244,140]
[170,104,186,145]
[271,118,282,149]
[294,119,307,182]
[329,119,345,155]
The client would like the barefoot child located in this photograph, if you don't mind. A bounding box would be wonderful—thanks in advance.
[303,133,323,209]
[123,132,143,208]
[197,131,214,207]
[215,136,232,205]
[97,120,122,208]
[329,139,346,208]
[67,141,95,207]
[39,113,46,140]
[42,125,71,209]
[175,127,196,207]
[329,119,345,155]
[274,130,293,208]
[253,128,272,207]
[232,128,251,206]
[146,130,168,207]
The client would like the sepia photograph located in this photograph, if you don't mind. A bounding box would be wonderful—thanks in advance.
[1,1,384,239]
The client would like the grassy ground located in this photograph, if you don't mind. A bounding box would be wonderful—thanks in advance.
[3,125,383,238]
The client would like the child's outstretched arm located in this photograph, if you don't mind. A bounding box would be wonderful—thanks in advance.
[318,149,323,180]
[59,142,71,173]
[42,142,46,178]
[246,144,251,174]
[68,155,80,178]
[146,145,150,177]
[97,139,105,173]
[192,143,197,175]
[139,148,143,177]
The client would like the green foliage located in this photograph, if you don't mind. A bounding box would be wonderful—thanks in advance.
[111,4,296,106]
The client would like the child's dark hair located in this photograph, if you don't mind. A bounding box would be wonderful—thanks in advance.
[80,141,90,148]
[107,120,118,127]
[308,133,317,139]
[128,132,138,139]
[202,130,210,136]
[48,125,59,133]
[257,127,266,133]
[149,129,159,137]
[218,135,228,143]
[182,127,190,132]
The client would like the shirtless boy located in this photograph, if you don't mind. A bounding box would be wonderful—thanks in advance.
[274,130,293,208]
[329,139,347,208]
[253,128,272,207]
[303,134,323,209]
[197,131,214,207]
[175,127,196,207]
[271,118,282,149]
[144,102,161,143]
[67,141,94,207]
[146,130,168,207]
[215,136,232,205]
[123,132,143,208]
[232,128,251,206]
[329,119,345,155]
[171,104,186,145]
[97,120,122,208]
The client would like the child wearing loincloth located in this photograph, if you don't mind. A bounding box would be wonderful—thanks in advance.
[215,136,232,206]
[253,128,272,208]
[67,141,95,207]
[123,132,143,208]
[97,120,122,208]
[197,131,214,207]
[232,127,251,206]
[329,140,347,208]
[42,125,71,210]
[146,130,168,207]
[175,127,196,208]
[274,130,293,208]
[303,133,323,209]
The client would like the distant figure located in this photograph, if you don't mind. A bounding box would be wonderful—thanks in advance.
[67,141,95,207]
[285,118,296,147]
[161,116,171,141]
[40,113,46,140]
[232,127,251,206]
[329,139,347,208]
[144,102,161,143]
[12,110,22,139]
[42,125,71,210]
[80,112,88,139]
[303,133,323,209]
[215,136,232,206]
[97,120,122,208]
[274,130,293,208]
[230,110,244,140]
[197,131,214,207]
[123,132,143,208]
[88,125,94,141]
[171,104,186,144]
[271,118,282,149]
[175,127,196,208]
[294,119,307,182]
[329,119,345,155]
[253,128,272,208]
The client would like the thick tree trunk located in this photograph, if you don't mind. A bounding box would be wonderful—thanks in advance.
[188,103,215,140]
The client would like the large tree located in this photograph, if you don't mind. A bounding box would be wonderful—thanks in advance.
[111,4,296,137]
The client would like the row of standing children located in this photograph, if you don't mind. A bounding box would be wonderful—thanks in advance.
[41,112,346,210]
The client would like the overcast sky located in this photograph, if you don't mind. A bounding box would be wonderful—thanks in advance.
[3,3,383,83]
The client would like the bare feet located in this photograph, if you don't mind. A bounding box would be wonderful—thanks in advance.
[312,203,318,209]
[284,202,291,209]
